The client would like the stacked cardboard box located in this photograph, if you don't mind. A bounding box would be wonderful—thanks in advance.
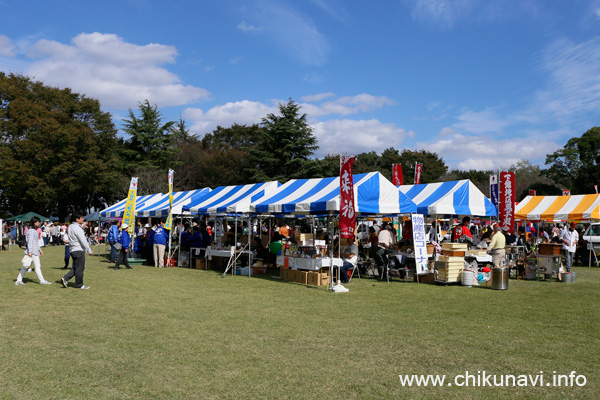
[436,254,465,283]
[441,242,468,257]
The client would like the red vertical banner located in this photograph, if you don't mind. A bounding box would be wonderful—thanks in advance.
[392,163,404,186]
[529,189,537,196]
[562,189,571,196]
[339,156,356,239]
[499,171,515,234]
[414,162,423,185]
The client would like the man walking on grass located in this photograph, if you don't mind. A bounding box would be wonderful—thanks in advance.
[61,213,93,289]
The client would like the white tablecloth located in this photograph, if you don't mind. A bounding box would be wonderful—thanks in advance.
[206,248,251,260]
[276,256,343,271]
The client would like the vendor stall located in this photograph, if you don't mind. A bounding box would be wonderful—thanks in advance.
[515,193,600,221]
[398,179,498,216]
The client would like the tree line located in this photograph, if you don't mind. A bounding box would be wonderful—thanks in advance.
[0,73,596,220]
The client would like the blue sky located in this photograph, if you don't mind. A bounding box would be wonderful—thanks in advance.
[1,0,599,170]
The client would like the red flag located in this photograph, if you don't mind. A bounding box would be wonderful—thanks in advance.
[529,189,536,196]
[562,189,571,196]
[414,162,423,185]
[499,171,515,234]
[392,164,404,185]
[339,156,356,239]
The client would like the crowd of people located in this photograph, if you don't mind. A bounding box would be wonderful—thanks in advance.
[9,211,588,288]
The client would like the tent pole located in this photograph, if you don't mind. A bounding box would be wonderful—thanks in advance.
[234,215,238,276]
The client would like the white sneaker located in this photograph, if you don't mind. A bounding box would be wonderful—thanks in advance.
[80,285,90,290]
[40,280,52,285]
[15,281,25,285]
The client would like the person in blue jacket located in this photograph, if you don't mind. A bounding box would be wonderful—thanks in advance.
[114,223,132,270]
[107,220,119,263]
[152,221,169,268]
[133,231,145,259]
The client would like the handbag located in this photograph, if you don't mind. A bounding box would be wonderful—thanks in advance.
[114,242,123,251]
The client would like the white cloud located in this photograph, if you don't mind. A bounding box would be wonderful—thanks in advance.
[408,0,478,27]
[452,108,512,134]
[237,21,264,32]
[530,36,600,120]
[301,94,396,117]
[242,2,329,66]
[407,0,540,27]
[439,126,456,136]
[312,119,414,157]
[418,133,559,170]
[183,100,277,135]
[181,97,409,158]
[301,92,336,102]
[0,35,15,57]
[20,32,209,109]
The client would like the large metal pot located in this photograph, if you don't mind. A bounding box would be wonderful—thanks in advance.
[491,267,509,290]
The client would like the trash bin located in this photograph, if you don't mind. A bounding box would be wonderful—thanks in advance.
[491,267,509,290]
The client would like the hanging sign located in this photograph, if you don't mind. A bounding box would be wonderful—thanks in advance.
[392,163,404,186]
[499,172,515,233]
[339,156,356,239]
[490,174,499,213]
[562,189,571,196]
[411,214,428,274]
[122,177,138,235]
[414,162,423,185]
[165,169,174,230]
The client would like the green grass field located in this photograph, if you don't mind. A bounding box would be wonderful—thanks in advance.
[1,245,599,399]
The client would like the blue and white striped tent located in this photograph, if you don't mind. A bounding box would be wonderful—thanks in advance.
[183,181,280,215]
[136,188,211,217]
[398,179,497,216]
[251,172,416,215]
[99,193,165,218]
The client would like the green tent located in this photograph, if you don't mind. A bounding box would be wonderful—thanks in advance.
[5,212,51,222]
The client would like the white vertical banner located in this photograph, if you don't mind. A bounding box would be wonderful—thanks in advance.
[411,214,428,274]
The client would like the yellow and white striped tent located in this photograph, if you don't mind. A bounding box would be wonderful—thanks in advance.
[515,194,600,221]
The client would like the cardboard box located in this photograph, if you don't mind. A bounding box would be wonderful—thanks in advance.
[194,258,206,270]
[283,269,293,281]
[296,270,308,284]
[307,271,319,285]
[442,243,468,251]
[442,250,465,257]
[538,243,561,256]
[414,272,435,283]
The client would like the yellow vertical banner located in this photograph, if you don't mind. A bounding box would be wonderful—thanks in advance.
[165,169,174,230]
[122,177,138,235]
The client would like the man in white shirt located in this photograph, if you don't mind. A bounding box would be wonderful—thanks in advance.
[339,237,358,284]
[560,222,579,272]
[61,213,93,289]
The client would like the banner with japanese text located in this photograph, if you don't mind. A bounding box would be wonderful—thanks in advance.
[122,177,138,235]
[562,189,571,196]
[411,214,428,274]
[499,172,515,233]
[414,162,423,185]
[339,156,356,239]
[165,169,174,230]
[392,163,404,186]
[490,174,499,213]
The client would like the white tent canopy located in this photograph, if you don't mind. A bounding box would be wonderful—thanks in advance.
[251,172,417,215]
[398,179,497,216]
